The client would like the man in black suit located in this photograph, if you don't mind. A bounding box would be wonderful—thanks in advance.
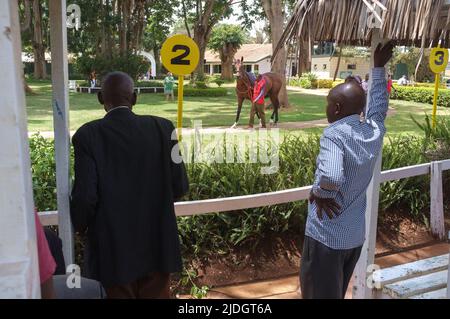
[70,71,189,299]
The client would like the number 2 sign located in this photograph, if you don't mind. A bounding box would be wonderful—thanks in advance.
[161,35,200,141]
[161,35,200,75]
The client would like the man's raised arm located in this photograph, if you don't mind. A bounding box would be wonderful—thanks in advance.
[366,41,395,126]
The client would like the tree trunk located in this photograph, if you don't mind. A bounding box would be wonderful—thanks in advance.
[219,44,236,80]
[153,46,162,76]
[119,0,129,54]
[298,38,311,76]
[32,0,46,79]
[261,0,288,107]
[333,47,342,81]
[192,0,221,81]
[193,27,208,81]
[20,0,32,33]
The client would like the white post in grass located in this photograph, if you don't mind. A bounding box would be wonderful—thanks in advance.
[49,0,74,265]
[430,161,445,240]
[0,0,40,298]
[353,29,386,299]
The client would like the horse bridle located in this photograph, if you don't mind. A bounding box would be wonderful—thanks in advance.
[236,71,253,99]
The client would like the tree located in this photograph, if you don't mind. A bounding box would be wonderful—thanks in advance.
[143,0,176,75]
[68,0,156,57]
[261,0,288,107]
[180,0,235,80]
[208,24,246,80]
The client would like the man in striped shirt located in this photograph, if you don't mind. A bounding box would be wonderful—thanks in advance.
[300,41,394,299]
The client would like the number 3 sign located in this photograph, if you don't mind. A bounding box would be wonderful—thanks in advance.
[429,48,449,74]
[429,47,449,128]
[161,34,200,75]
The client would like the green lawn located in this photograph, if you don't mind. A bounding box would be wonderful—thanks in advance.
[26,79,450,136]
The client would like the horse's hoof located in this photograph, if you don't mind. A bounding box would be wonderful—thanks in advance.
[231,123,238,129]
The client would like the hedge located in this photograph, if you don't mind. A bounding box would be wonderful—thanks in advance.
[135,80,164,87]
[391,86,450,108]
[317,79,333,89]
[175,87,228,97]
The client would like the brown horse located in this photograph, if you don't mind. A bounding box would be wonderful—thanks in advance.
[232,57,283,128]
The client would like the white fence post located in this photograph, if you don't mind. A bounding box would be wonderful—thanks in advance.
[430,161,445,240]
[0,0,41,298]
[447,252,450,299]
[49,0,74,265]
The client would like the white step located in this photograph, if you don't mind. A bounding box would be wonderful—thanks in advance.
[374,254,449,287]
[383,270,448,299]
[409,288,447,299]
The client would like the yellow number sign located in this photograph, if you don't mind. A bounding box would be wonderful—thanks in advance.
[161,34,199,76]
[429,48,449,74]
[429,48,449,128]
[161,35,200,141]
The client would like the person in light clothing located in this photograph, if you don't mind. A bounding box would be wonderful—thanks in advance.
[163,72,175,101]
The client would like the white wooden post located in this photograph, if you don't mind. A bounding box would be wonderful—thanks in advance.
[353,29,386,299]
[49,0,74,265]
[447,252,450,299]
[430,161,445,240]
[0,0,41,298]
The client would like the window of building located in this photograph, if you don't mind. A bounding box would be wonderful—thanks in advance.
[245,65,252,72]
[347,64,357,70]
[213,64,222,74]
[313,42,334,56]
[323,64,327,70]
[254,64,259,72]
[204,64,211,74]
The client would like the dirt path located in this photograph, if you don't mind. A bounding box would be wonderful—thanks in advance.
[179,242,450,299]
[28,109,396,138]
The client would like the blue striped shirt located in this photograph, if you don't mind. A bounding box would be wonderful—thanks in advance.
[305,67,388,250]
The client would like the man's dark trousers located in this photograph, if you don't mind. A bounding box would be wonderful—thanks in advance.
[300,236,362,299]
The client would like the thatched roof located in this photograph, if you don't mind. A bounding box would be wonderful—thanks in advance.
[274,0,450,58]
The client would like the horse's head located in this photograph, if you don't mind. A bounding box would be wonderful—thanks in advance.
[234,56,250,88]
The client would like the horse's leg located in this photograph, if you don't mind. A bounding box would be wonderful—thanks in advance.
[269,94,280,126]
[232,96,245,128]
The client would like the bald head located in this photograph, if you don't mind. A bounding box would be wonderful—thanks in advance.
[326,82,366,123]
[98,72,136,112]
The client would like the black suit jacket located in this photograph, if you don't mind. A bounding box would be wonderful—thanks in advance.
[70,107,188,287]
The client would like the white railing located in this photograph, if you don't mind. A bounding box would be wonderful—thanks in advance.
[39,159,450,239]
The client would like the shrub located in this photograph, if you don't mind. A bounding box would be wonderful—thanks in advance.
[288,78,301,86]
[195,81,208,89]
[380,135,429,220]
[299,73,318,89]
[74,53,150,82]
[135,80,164,88]
[391,86,450,108]
[30,129,450,256]
[332,80,344,87]
[317,79,333,89]
[175,87,228,97]
[413,82,447,89]
[214,78,225,87]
